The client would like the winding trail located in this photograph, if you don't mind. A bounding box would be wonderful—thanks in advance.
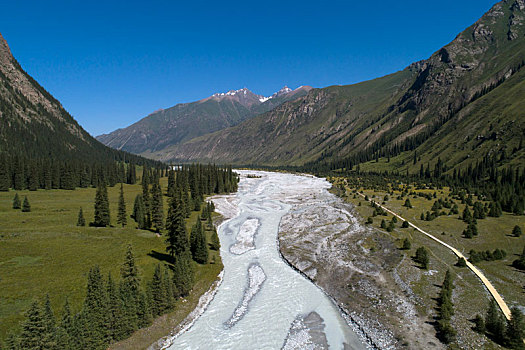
[351,187,512,321]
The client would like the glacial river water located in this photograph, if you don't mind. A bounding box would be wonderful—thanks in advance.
[166,171,365,349]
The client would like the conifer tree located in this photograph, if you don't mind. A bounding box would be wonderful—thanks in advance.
[41,294,57,349]
[81,265,108,349]
[0,159,9,191]
[20,300,45,350]
[4,332,20,350]
[512,225,522,237]
[402,238,411,250]
[22,196,31,212]
[172,250,194,297]
[93,183,110,227]
[414,246,429,269]
[77,207,86,226]
[132,194,147,229]
[106,272,125,341]
[117,184,127,227]
[12,193,21,209]
[151,183,164,232]
[59,298,73,348]
[149,264,165,317]
[165,197,191,259]
[210,226,220,251]
[163,266,176,310]
[506,307,525,350]
[119,245,141,335]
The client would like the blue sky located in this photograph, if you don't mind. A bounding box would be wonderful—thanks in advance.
[2,0,497,136]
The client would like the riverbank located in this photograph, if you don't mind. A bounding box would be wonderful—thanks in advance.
[277,176,443,349]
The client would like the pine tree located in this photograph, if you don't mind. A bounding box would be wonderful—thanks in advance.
[93,183,110,227]
[402,238,411,250]
[132,194,147,229]
[117,184,127,227]
[506,307,525,350]
[59,298,73,348]
[119,245,141,336]
[190,219,208,264]
[151,183,164,232]
[4,332,20,350]
[512,225,522,237]
[20,300,45,350]
[210,227,220,251]
[149,264,165,317]
[77,207,86,226]
[172,250,194,297]
[462,206,472,223]
[22,196,31,212]
[473,314,486,333]
[0,159,10,191]
[165,197,190,259]
[106,272,125,341]
[414,247,429,269]
[81,265,108,349]
[41,294,57,349]
[12,193,21,209]
[163,266,176,311]
[142,176,151,228]
[513,245,525,270]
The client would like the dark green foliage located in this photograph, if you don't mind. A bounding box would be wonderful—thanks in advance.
[386,220,395,232]
[148,264,165,317]
[414,246,429,269]
[165,197,190,259]
[488,201,502,217]
[462,206,473,223]
[172,251,194,297]
[469,248,507,263]
[506,307,525,350]
[486,299,507,344]
[92,183,110,227]
[190,218,208,264]
[456,257,467,267]
[435,270,456,344]
[473,314,485,333]
[117,184,127,227]
[402,238,411,250]
[463,222,478,238]
[80,265,108,349]
[77,207,85,227]
[151,183,164,232]
[210,227,220,251]
[512,225,522,237]
[132,194,147,230]
[12,193,20,209]
[512,245,525,270]
[20,300,45,350]
[366,217,373,224]
[21,196,30,212]
[106,273,125,342]
[473,201,486,219]
[401,220,409,228]
[380,219,387,229]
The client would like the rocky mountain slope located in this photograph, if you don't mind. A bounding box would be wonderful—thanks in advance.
[155,0,525,172]
[0,32,154,164]
[96,86,311,155]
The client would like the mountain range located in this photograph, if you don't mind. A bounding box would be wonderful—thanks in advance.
[98,0,524,174]
[96,86,312,155]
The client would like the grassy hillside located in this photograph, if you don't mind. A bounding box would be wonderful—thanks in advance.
[0,176,222,345]
[151,0,525,176]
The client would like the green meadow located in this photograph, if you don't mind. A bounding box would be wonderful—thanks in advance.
[0,177,223,346]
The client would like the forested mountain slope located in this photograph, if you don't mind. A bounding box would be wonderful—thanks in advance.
[157,0,525,173]
[0,32,158,166]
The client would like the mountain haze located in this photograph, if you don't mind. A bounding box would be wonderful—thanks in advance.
[96,86,312,155]
[152,0,525,172]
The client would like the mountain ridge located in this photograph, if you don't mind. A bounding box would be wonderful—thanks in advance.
[149,0,525,173]
[96,85,312,154]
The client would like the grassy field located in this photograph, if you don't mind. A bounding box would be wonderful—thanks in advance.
[333,178,524,349]
[0,176,223,346]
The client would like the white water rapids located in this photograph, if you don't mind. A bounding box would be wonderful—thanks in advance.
[165,171,366,349]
